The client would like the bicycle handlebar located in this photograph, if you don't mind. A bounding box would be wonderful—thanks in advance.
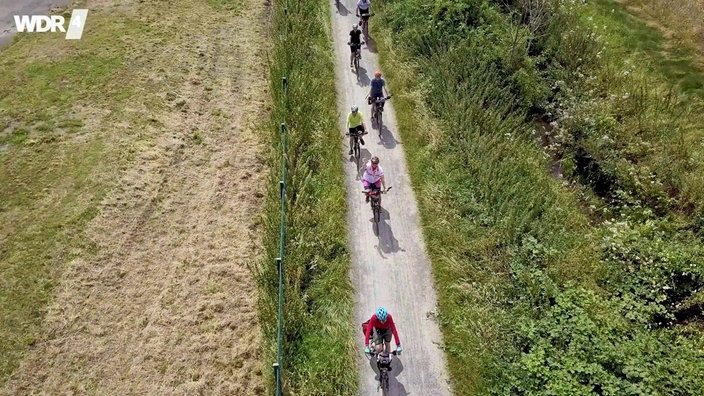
[361,186,391,194]
[364,349,399,359]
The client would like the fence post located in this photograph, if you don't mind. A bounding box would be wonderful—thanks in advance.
[275,122,287,396]
[275,256,284,396]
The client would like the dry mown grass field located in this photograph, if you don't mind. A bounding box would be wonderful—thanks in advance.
[1,0,270,393]
[618,0,704,58]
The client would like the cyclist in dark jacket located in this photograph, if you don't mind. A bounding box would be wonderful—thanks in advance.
[349,24,362,68]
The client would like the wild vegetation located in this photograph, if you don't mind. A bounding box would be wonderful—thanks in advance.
[373,0,704,393]
[258,0,357,394]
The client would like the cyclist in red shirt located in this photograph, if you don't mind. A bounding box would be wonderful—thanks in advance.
[364,307,402,355]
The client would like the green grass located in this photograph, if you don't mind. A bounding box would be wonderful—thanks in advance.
[0,138,107,380]
[0,5,199,386]
[373,29,600,393]
[591,0,704,99]
[373,0,704,394]
[258,0,356,394]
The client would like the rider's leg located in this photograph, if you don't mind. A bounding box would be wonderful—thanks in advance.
[363,179,371,202]
[374,180,382,205]
[348,128,356,154]
[379,328,392,354]
[373,329,384,354]
[358,126,365,145]
[371,94,381,120]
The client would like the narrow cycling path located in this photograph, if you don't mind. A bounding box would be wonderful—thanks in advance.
[330,2,452,395]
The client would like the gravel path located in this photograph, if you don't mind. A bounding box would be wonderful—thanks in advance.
[329,2,453,395]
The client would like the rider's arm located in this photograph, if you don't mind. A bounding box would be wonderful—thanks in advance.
[346,113,351,129]
[364,315,376,346]
[388,315,400,346]
[381,175,386,190]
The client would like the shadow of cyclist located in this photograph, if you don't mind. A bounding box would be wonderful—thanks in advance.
[355,148,372,178]
[365,36,378,53]
[377,212,404,254]
[334,1,349,15]
[389,356,407,396]
[356,66,371,87]
[378,124,399,149]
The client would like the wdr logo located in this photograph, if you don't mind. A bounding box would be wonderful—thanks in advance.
[13,9,89,40]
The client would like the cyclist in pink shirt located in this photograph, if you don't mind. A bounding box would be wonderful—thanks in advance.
[362,156,386,203]
[364,306,402,355]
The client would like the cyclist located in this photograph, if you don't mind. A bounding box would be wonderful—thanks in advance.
[362,156,386,203]
[364,306,401,356]
[349,23,363,68]
[356,0,371,29]
[368,70,389,118]
[347,105,366,155]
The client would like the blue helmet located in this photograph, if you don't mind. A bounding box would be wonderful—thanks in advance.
[376,306,388,322]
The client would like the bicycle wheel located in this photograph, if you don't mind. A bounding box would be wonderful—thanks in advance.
[373,204,380,223]
[380,371,389,395]
[377,111,383,136]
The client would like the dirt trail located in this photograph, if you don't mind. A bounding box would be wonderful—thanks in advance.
[330,2,452,395]
[2,0,269,394]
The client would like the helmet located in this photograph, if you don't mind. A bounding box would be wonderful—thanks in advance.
[374,70,382,78]
[376,307,388,322]
[352,23,358,30]
[351,105,359,112]
[371,156,379,165]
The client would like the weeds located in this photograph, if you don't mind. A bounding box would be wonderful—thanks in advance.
[375,0,704,393]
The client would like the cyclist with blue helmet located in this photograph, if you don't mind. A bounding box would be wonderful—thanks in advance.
[364,306,401,355]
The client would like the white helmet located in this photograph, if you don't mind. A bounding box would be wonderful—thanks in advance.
[351,105,359,112]
[352,23,358,30]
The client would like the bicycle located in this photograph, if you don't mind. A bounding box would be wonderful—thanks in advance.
[347,41,365,74]
[363,186,391,232]
[346,129,367,169]
[358,11,374,39]
[365,346,399,395]
[370,95,391,136]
